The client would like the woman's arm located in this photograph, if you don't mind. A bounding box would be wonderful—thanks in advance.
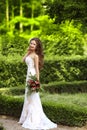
[34,55,39,81]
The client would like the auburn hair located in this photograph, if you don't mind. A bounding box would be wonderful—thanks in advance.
[30,38,44,70]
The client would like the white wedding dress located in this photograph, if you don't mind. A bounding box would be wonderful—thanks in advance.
[19,56,57,129]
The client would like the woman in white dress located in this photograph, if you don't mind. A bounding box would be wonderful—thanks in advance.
[19,38,57,129]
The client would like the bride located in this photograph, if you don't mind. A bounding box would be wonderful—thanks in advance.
[18,38,57,129]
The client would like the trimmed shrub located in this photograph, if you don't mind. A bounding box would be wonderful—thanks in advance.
[0,86,25,96]
[0,95,23,117]
[1,35,28,56]
[0,55,87,87]
[0,55,26,88]
[0,95,87,126]
[42,100,87,127]
[43,80,87,93]
[0,80,87,96]
[40,56,87,83]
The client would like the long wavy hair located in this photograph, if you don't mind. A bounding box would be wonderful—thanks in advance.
[30,38,44,70]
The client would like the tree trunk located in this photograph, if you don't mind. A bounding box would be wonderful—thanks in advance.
[20,0,23,33]
[30,4,34,31]
[10,5,15,34]
[6,0,9,30]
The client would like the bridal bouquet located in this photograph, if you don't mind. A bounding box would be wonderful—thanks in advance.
[26,74,40,92]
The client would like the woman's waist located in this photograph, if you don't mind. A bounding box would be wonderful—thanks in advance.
[28,67,36,71]
[26,69,36,81]
[27,68,36,74]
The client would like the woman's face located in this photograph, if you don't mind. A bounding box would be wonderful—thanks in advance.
[29,40,37,51]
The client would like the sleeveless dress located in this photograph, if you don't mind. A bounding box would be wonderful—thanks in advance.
[19,56,57,129]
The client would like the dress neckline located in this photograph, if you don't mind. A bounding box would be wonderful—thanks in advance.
[27,56,34,61]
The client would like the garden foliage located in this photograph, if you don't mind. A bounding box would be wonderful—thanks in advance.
[0,94,87,127]
[0,0,87,128]
[0,80,87,96]
[0,20,85,57]
[0,55,87,88]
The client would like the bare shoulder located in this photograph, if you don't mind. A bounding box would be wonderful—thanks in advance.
[34,54,39,59]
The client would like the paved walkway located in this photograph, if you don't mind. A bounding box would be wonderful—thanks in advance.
[0,115,87,130]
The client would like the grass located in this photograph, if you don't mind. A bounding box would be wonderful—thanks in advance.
[14,92,87,110]
[41,92,87,108]
[0,92,87,126]
[0,85,87,126]
[0,85,87,110]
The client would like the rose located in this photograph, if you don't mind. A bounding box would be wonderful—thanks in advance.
[27,77,40,92]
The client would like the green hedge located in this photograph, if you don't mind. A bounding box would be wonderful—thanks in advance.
[0,80,87,95]
[1,35,28,56]
[43,80,87,93]
[0,55,26,88]
[41,56,87,83]
[0,95,87,127]
[0,86,25,96]
[42,100,87,127]
[0,55,87,88]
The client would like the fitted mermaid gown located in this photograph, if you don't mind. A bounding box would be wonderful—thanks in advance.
[19,56,57,129]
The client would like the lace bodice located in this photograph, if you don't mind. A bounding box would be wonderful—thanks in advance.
[25,56,36,81]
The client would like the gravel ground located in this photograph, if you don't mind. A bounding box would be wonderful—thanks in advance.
[0,115,87,130]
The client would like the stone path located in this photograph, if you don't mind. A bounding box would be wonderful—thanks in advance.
[0,115,87,130]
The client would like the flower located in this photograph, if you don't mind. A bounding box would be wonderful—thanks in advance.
[26,74,40,92]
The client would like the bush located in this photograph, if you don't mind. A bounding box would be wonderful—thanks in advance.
[40,56,87,83]
[0,86,25,96]
[42,100,87,127]
[0,80,87,96]
[0,55,87,87]
[0,94,87,126]
[41,20,85,56]
[43,80,87,93]
[0,95,23,117]
[1,20,85,57]
[0,54,26,88]
[1,35,28,56]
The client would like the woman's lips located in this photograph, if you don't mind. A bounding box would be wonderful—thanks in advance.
[29,46,34,50]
